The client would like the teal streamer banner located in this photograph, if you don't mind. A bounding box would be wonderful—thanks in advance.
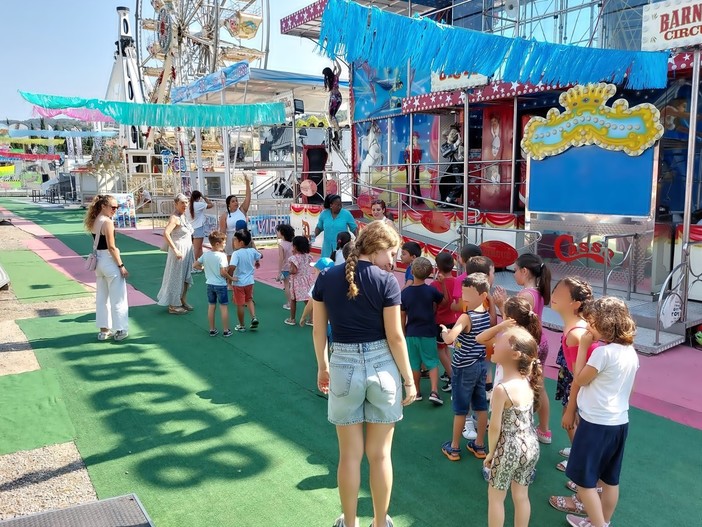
[19,91,286,127]
[318,0,669,90]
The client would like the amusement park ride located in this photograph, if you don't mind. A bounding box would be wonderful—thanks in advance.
[13,0,702,356]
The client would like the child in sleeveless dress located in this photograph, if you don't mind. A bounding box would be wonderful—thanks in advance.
[483,326,542,527]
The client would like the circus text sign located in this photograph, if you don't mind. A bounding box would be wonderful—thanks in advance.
[642,0,702,51]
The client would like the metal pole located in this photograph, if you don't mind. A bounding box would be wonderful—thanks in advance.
[681,49,700,312]
[408,112,414,204]
[462,92,470,225]
[387,116,392,198]
[195,127,204,193]
[221,90,231,197]
[263,0,271,69]
[230,80,248,186]
[291,89,299,198]
[509,96,518,214]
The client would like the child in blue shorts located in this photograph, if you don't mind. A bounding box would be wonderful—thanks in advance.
[401,257,445,405]
[440,273,492,461]
[193,231,235,337]
[550,297,639,527]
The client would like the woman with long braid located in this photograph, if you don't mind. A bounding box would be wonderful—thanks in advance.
[312,220,416,527]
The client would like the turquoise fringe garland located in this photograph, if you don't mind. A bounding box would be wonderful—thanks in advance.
[319,0,669,90]
[19,92,286,128]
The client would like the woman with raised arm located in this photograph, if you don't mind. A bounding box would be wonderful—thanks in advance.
[219,175,252,260]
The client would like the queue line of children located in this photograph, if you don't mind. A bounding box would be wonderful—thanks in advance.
[394,243,639,527]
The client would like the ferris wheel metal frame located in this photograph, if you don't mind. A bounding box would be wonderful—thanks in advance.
[134,0,270,105]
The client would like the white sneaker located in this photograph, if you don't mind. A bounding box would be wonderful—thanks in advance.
[486,389,493,401]
[462,417,477,440]
[283,303,290,310]
[97,331,112,341]
[114,330,128,341]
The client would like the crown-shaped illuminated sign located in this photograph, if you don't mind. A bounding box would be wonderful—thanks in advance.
[521,83,664,160]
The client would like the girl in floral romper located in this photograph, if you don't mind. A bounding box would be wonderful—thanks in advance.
[285,236,314,326]
[483,326,541,527]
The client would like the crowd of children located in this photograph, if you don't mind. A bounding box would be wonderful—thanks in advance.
[187,219,640,527]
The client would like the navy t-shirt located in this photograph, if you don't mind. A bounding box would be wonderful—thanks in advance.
[312,260,401,343]
[401,284,444,338]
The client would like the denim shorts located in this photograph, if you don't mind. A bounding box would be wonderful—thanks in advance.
[567,418,629,488]
[192,225,205,239]
[206,284,229,305]
[327,339,403,425]
[451,360,488,415]
[280,270,290,278]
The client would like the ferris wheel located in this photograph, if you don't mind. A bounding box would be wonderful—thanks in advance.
[135,0,270,104]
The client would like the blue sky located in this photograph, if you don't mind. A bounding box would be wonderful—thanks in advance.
[0,1,331,120]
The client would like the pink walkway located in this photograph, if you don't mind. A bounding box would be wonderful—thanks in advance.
[0,206,153,307]
[29,222,702,431]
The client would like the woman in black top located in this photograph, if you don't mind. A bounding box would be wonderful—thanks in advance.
[313,220,416,527]
[84,195,129,341]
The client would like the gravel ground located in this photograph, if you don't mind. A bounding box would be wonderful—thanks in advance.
[0,442,97,521]
[0,220,98,520]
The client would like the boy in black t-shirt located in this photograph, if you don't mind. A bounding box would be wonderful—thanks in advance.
[401,257,445,405]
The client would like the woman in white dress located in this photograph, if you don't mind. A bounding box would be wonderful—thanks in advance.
[157,194,195,314]
[187,190,214,266]
[218,176,252,260]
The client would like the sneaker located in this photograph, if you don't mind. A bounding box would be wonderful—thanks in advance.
[415,392,423,402]
[466,440,487,459]
[368,516,394,527]
[284,318,296,326]
[113,330,128,341]
[486,389,493,402]
[223,330,233,337]
[560,447,571,458]
[305,320,314,327]
[440,372,450,383]
[283,303,291,310]
[332,515,345,527]
[565,515,607,527]
[428,391,443,406]
[234,325,246,332]
[537,428,553,444]
[250,317,259,329]
[462,418,477,440]
[97,331,112,341]
[441,441,461,461]
[420,369,429,378]
[441,381,452,392]
[209,329,219,337]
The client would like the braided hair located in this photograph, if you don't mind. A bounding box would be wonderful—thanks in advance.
[345,220,401,299]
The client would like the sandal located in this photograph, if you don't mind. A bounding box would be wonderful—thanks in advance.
[169,306,187,315]
[560,447,571,458]
[548,494,586,516]
[181,303,194,311]
[556,459,568,472]
[565,480,603,494]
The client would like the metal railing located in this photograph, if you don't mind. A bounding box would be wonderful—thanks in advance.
[602,232,651,300]
[655,239,702,345]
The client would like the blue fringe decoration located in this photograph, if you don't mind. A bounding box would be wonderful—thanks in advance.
[19,91,286,128]
[319,0,669,90]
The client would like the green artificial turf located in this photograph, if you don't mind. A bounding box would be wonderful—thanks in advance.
[0,369,76,455]
[0,249,90,303]
[4,198,702,526]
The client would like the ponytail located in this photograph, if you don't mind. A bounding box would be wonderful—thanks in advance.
[504,296,542,343]
[516,253,551,304]
[505,326,543,411]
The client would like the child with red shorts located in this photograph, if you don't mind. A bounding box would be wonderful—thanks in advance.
[229,228,261,332]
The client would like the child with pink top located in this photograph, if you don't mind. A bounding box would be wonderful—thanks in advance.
[285,236,315,326]
[276,224,295,310]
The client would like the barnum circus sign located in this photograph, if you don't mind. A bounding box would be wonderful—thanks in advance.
[642,0,702,51]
